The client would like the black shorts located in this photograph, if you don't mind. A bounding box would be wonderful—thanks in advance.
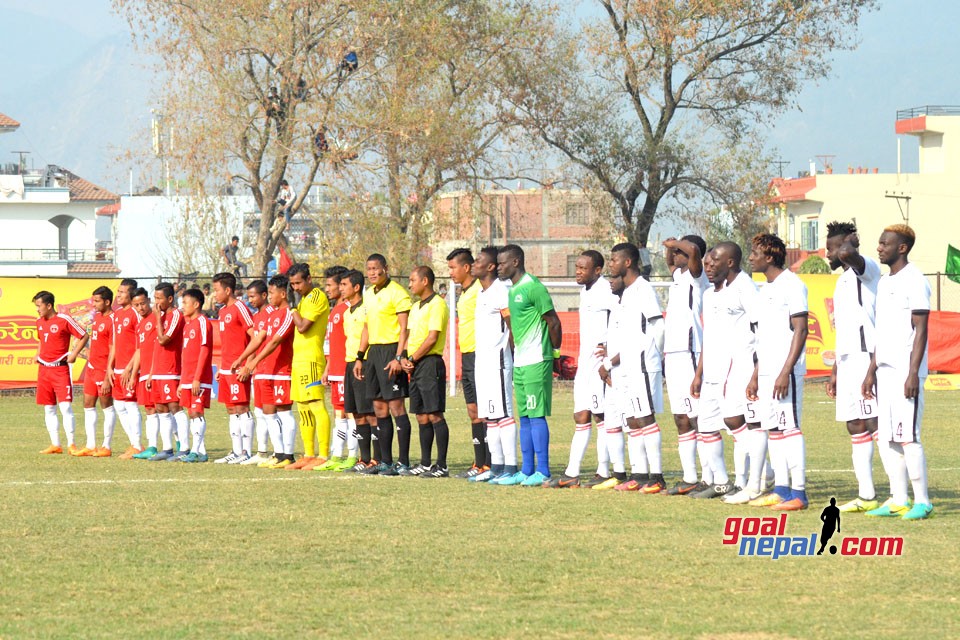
[344,361,373,415]
[460,351,477,405]
[365,343,409,401]
[410,355,446,415]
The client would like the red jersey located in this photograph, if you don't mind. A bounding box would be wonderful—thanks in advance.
[262,307,295,375]
[218,301,253,368]
[35,313,85,364]
[152,307,184,377]
[326,301,348,379]
[112,306,140,370]
[181,315,214,385]
[136,314,157,378]
[87,311,114,371]
[252,305,275,374]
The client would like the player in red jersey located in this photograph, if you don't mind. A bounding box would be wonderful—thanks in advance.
[33,290,88,454]
[175,288,214,463]
[146,282,186,461]
[211,272,255,464]
[75,286,116,457]
[315,266,359,470]
[238,274,297,468]
[230,279,277,465]
[125,289,161,458]
[102,279,143,458]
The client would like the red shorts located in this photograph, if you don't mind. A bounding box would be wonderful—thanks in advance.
[330,378,345,410]
[137,378,155,408]
[36,365,73,405]
[179,384,212,414]
[112,372,137,402]
[82,366,107,397]
[151,376,180,404]
[255,376,291,407]
[218,372,251,406]
[252,372,265,409]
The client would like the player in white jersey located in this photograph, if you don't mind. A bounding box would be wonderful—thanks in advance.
[662,235,709,495]
[470,246,518,484]
[546,250,618,488]
[594,275,628,490]
[599,243,666,493]
[738,234,809,510]
[863,224,933,520]
[691,242,761,499]
[824,221,881,513]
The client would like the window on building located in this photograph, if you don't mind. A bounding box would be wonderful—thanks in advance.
[800,219,819,251]
[566,254,579,277]
[564,201,589,226]
[451,196,460,219]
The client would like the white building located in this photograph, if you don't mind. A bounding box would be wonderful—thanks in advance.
[0,111,120,277]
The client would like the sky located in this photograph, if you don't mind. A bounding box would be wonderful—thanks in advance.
[0,0,956,189]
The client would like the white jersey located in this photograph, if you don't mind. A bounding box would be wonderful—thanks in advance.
[578,277,617,361]
[474,278,513,369]
[701,272,758,384]
[875,262,930,376]
[616,276,663,374]
[754,269,808,377]
[664,267,709,354]
[833,256,880,357]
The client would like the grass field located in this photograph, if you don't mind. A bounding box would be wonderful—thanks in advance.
[0,383,957,639]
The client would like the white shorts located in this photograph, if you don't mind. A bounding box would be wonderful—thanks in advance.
[756,373,803,431]
[617,370,663,420]
[836,353,877,422]
[722,360,756,420]
[475,358,514,421]
[574,357,606,414]
[603,376,626,431]
[698,381,724,432]
[876,365,923,444]
[665,351,699,417]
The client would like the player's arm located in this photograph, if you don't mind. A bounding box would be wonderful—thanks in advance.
[862,352,878,400]
[67,329,89,364]
[905,310,929,399]
[543,310,562,350]
[837,233,866,274]
[773,313,808,399]
[826,362,838,399]
[664,237,703,277]
[663,237,678,274]
[193,323,211,395]
[231,329,267,372]
[156,310,177,346]
[123,348,140,389]
[353,324,369,380]
[386,311,409,376]
[290,307,314,333]
[691,352,704,399]
[242,331,283,378]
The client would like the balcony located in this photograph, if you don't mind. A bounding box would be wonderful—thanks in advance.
[896,105,960,120]
[0,246,114,262]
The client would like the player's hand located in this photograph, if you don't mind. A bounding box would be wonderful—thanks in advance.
[602,372,612,387]
[861,371,876,400]
[145,376,153,390]
[229,359,242,374]
[192,380,201,396]
[690,373,702,399]
[904,372,920,399]
[321,372,329,385]
[594,344,607,359]
[400,358,414,374]
[353,361,365,381]
[598,364,609,380]
[826,370,837,399]
[385,359,402,378]
[773,372,790,400]
[101,375,113,396]
[746,377,759,402]
[66,352,78,364]
[237,365,252,382]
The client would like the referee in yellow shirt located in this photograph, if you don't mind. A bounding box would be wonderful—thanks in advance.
[447,248,486,477]
[400,266,450,477]
[354,253,413,476]
[287,263,331,469]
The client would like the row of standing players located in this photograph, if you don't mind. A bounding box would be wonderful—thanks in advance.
[30,226,933,519]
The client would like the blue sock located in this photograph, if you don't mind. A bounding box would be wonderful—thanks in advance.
[773,485,791,500]
[519,417,534,475]
[790,488,808,503]
[530,416,550,476]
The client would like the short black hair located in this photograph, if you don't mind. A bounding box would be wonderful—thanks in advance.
[287,263,310,278]
[414,266,436,286]
[342,269,364,289]
[131,287,149,300]
[446,248,474,265]
[580,249,604,270]
[827,221,857,239]
[479,246,499,264]
[366,253,387,268]
[231,235,240,242]
[611,242,640,269]
[681,234,707,259]
[183,288,205,307]
[155,282,175,298]
[500,244,525,266]
[212,272,237,293]
[323,265,349,281]
[246,279,267,295]
[92,286,114,303]
[715,241,743,265]
[120,278,138,290]
[202,283,211,291]
[269,274,289,289]
[33,290,54,306]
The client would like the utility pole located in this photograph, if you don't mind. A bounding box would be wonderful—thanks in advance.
[771,158,789,178]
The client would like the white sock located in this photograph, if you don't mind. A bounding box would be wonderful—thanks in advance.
[902,442,929,505]
[124,402,142,447]
[851,431,876,500]
[767,431,789,489]
[880,440,910,505]
[174,411,189,452]
[278,411,297,455]
[731,425,748,488]
[266,412,282,453]
[564,423,591,477]
[605,422,625,474]
[745,428,768,493]
[58,402,75,446]
[145,412,159,448]
[487,422,504,466]
[240,411,254,455]
[702,432,726,484]
[627,428,648,475]
[229,414,242,455]
[678,430,698,484]
[345,416,359,456]
[254,407,269,453]
[783,429,806,492]
[191,416,207,454]
[43,405,60,446]
[641,423,662,474]
[595,421,609,476]
[333,417,348,458]
[114,401,130,443]
[696,433,714,484]
[161,412,177,450]
[102,405,116,449]
[498,417,517,466]
[83,407,98,449]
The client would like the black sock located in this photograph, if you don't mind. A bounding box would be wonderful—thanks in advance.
[483,424,492,468]
[377,416,394,464]
[471,421,486,467]
[614,471,627,481]
[418,422,434,467]
[434,419,450,469]
[371,429,382,461]
[357,423,372,463]
[394,413,412,467]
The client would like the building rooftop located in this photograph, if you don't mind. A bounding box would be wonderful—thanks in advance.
[60,168,118,202]
[0,112,20,129]
[67,261,121,275]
